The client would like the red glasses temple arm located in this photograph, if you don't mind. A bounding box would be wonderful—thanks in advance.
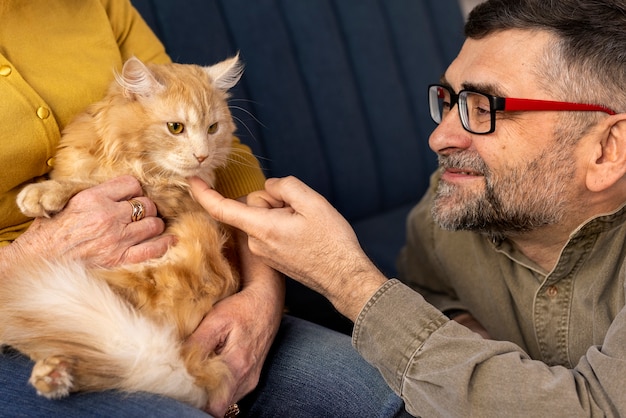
[502,98,616,115]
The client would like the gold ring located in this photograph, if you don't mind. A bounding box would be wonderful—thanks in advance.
[224,403,240,418]
[127,199,146,222]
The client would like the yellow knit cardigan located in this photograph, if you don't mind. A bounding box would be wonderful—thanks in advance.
[0,0,265,244]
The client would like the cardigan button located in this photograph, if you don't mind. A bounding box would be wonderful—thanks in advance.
[37,106,51,120]
[0,65,12,76]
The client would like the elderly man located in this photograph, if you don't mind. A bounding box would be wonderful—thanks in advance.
[191,0,626,416]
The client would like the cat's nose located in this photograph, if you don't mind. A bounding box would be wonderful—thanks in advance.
[194,154,208,163]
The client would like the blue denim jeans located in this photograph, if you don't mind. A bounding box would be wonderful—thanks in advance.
[0,316,410,417]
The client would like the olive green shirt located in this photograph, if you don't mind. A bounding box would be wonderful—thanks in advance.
[353,173,626,417]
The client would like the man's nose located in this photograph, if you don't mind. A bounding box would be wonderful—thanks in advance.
[428,106,473,155]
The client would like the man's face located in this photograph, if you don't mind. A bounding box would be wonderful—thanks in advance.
[429,30,582,236]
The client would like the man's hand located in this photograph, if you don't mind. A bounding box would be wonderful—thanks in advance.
[189,175,387,322]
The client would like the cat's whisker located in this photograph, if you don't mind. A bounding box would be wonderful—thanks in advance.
[227,98,263,111]
[229,105,265,128]
[228,98,256,103]
[230,115,259,143]
[229,104,265,145]
[223,158,263,171]
[229,146,271,163]
[223,148,272,171]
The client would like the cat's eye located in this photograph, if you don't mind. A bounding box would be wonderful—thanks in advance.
[167,122,185,135]
[208,122,218,134]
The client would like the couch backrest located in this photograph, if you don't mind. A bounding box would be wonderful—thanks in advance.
[132,0,466,332]
[132,0,465,222]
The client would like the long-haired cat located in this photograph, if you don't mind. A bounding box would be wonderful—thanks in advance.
[1,55,245,409]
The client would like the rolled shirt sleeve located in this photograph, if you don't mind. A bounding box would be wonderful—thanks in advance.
[353,279,626,417]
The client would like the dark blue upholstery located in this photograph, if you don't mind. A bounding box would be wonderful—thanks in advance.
[132,0,465,332]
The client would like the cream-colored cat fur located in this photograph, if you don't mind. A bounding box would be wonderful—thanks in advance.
[2,55,244,409]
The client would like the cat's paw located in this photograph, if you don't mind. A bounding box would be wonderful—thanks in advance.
[17,181,72,218]
[29,356,74,399]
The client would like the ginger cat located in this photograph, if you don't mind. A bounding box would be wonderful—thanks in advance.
[1,55,245,409]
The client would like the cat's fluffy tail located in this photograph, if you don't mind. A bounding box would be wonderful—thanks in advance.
[0,260,213,408]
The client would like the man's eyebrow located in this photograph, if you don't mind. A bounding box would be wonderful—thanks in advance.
[439,75,508,98]
[462,82,508,98]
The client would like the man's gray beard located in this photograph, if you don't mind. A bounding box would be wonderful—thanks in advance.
[431,153,570,240]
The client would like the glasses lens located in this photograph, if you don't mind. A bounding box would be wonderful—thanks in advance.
[460,91,492,134]
[429,85,450,124]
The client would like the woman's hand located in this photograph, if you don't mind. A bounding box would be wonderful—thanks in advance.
[6,175,173,269]
[186,230,285,417]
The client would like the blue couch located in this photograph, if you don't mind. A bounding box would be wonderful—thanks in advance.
[132,0,465,333]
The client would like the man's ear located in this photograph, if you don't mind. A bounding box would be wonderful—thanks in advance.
[586,114,626,192]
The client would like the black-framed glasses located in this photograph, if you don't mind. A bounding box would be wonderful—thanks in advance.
[428,84,617,135]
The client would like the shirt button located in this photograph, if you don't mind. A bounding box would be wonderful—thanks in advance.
[546,285,558,298]
[0,65,12,76]
[37,106,50,120]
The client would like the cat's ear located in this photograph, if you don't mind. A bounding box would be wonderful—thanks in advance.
[114,57,164,98]
[204,53,244,91]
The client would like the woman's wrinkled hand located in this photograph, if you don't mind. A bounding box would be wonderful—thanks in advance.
[11,175,174,268]
[186,229,284,417]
